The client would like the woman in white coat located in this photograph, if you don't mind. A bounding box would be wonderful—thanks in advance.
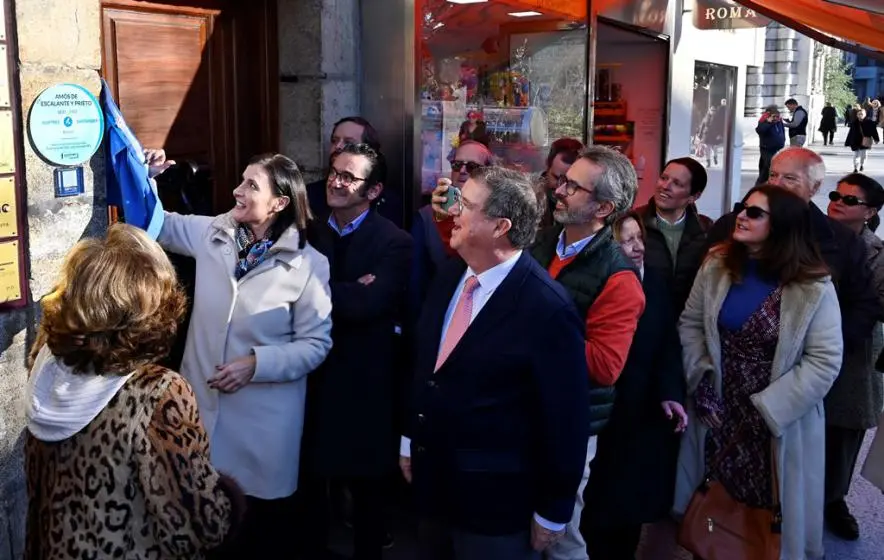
[156,152,333,558]
[675,184,843,560]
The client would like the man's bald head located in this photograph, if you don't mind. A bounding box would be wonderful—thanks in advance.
[768,147,826,202]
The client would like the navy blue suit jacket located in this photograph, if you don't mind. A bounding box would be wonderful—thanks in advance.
[407,251,591,535]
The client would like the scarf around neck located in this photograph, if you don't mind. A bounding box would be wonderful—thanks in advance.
[234,224,274,279]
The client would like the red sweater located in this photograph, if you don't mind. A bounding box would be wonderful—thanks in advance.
[434,217,644,386]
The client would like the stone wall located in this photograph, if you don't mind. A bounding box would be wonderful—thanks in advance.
[0,1,105,558]
[278,0,360,183]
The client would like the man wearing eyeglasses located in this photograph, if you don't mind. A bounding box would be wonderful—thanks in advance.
[429,146,645,560]
[706,147,881,542]
[301,142,412,560]
[306,116,404,227]
[410,140,495,326]
[403,165,591,559]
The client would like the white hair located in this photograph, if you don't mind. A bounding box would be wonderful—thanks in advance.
[774,146,826,192]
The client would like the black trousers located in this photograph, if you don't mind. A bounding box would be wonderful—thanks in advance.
[417,518,539,560]
[583,523,643,560]
[208,493,297,560]
[823,129,835,145]
[299,474,386,560]
[756,149,777,185]
[825,424,866,504]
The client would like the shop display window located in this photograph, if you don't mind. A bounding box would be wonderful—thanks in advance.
[418,0,588,193]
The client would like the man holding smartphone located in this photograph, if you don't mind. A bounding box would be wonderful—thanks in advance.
[755,104,786,184]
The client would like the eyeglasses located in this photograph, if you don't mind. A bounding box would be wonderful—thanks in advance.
[327,168,366,188]
[734,202,769,220]
[450,160,483,173]
[556,174,592,197]
[828,191,870,207]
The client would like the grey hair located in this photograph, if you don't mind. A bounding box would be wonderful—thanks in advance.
[578,146,638,225]
[471,166,540,249]
[774,147,826,193]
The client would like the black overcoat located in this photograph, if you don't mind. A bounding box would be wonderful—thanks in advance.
[303,210,412,477]
[582,266,686,528]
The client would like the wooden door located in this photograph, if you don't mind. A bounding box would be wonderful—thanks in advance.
[101,0,278,215]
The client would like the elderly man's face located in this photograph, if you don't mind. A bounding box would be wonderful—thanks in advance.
[768,153,817,202]
[449,178,500,254]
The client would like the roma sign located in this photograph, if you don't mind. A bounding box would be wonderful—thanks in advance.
[695,0,771,29]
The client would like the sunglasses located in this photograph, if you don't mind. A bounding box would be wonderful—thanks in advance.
[451,160,483,173]
[734,202,769,220]
[828,191,870,207]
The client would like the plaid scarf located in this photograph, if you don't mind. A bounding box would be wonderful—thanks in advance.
[234,224,274,280]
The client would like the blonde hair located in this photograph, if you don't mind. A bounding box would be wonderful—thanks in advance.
[32,223,186,374]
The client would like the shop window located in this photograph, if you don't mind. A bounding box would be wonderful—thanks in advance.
[418,0,588,193]
[689,61,737,218]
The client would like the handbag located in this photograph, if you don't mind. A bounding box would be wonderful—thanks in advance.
[862,136,873,148]
[677,430,782,560]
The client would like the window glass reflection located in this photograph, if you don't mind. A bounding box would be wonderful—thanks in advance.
[419,0,588,193]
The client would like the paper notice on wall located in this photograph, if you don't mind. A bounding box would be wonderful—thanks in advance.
[636,108,663,140]
[0,240,20,302]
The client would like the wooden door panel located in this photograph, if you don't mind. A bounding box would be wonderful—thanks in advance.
[103,9,212,162]
[101,0,277,215]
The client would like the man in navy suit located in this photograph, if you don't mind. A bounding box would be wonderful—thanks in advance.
[400,166,591,559]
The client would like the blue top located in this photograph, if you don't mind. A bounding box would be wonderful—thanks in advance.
[719,260,778,331]
[100,79,164,239]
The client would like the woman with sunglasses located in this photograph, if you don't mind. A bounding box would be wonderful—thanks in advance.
[675,184,842,560]
[827,174,884,533]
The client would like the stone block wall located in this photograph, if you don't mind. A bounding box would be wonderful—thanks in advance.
[278,0,360,183]
[0,1,105,558]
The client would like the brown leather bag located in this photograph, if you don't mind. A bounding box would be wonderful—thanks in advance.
[677,438,782,560]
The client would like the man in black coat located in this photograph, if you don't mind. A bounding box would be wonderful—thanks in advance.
[401,166,590,559]
[306,116,404,227]
[301,143,412,560]
[636,157,713,315]
[705,147,882,540]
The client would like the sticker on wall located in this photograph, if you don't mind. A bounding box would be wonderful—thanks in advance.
[0,239,20,302]
[27,83,104,166]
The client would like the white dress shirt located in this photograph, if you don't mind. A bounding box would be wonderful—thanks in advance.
[401,250,564,531]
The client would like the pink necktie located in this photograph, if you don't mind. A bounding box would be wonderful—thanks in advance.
[435,275,480,371]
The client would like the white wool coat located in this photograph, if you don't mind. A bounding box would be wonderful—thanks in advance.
[674,256,842,560]
[159,212,332,499]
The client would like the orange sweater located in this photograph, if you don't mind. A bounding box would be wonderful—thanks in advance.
[434,217,644,386]
[548,255,644,386]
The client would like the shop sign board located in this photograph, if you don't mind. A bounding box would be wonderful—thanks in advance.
[0,177,16,238]
[694,0,771,29]
[27,83,104,166]
[601,0,671,34]
[0,240,21,302]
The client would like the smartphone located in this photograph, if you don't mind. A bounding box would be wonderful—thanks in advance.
[440,185,461,213]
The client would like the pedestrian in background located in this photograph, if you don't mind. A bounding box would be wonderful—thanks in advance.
[676,184,842,560]
[846,109,880,172]
[25,224,245,560]
[819,102,838,146]
[755,105,785,185]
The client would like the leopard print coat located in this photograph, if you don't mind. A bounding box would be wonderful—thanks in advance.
[25,364,242,559]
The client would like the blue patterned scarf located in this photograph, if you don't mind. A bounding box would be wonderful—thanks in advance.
[234,224,274,280]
